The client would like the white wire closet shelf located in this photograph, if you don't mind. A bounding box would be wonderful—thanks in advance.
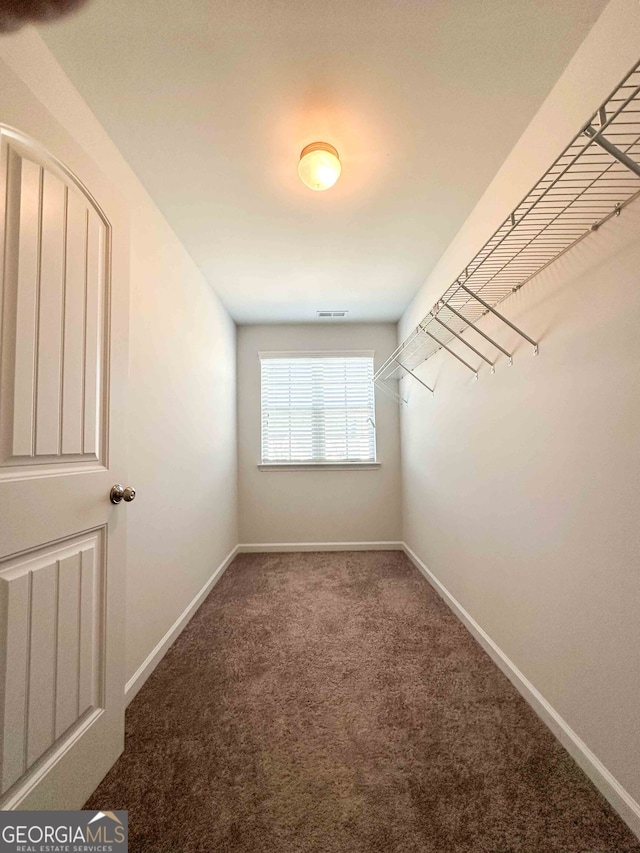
[375,60,640,402]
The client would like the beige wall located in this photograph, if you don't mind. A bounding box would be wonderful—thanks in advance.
[398,0,640,831]
[237,324,402,545]
[0,31,238,687]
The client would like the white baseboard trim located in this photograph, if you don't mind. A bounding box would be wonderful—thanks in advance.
[402,542,640,841]
[237,541,403,553]
[124,545,239,705]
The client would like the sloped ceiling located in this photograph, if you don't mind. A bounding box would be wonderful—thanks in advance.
[41,0,608,322]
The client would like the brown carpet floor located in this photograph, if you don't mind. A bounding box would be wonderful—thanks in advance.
[86,551,640,852]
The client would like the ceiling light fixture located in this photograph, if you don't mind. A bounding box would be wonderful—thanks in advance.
[298,142,341,191]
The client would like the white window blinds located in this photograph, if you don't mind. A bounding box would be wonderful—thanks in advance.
[260,354,376,464]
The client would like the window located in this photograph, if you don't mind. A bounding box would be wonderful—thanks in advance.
[260,352,376,465]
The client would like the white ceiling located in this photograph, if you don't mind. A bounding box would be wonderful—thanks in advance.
[40,0,608,323]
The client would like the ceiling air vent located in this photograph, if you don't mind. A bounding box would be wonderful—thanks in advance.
[316,310,349,319]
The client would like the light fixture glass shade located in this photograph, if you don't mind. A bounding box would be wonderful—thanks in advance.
[298,142,341,191]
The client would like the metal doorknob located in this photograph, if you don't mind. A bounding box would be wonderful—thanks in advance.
[110,484,136,504]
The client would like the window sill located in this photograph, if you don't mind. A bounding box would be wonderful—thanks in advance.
[258,462,381,472]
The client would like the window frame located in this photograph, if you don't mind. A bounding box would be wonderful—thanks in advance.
[258,350,379,471]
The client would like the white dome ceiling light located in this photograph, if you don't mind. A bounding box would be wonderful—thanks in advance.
[297,142,341,191]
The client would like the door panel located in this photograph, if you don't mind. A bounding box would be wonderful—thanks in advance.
[0,138,108,473]
[0,90,128,810]
[0,530,104,796]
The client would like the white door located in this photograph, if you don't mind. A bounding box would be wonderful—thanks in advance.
[0,111,129,809]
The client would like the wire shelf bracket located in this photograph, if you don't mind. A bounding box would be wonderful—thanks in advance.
[456,282,539,356]
[394,358,434,394]
[430,314,496,373]
[375,59,640,401]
